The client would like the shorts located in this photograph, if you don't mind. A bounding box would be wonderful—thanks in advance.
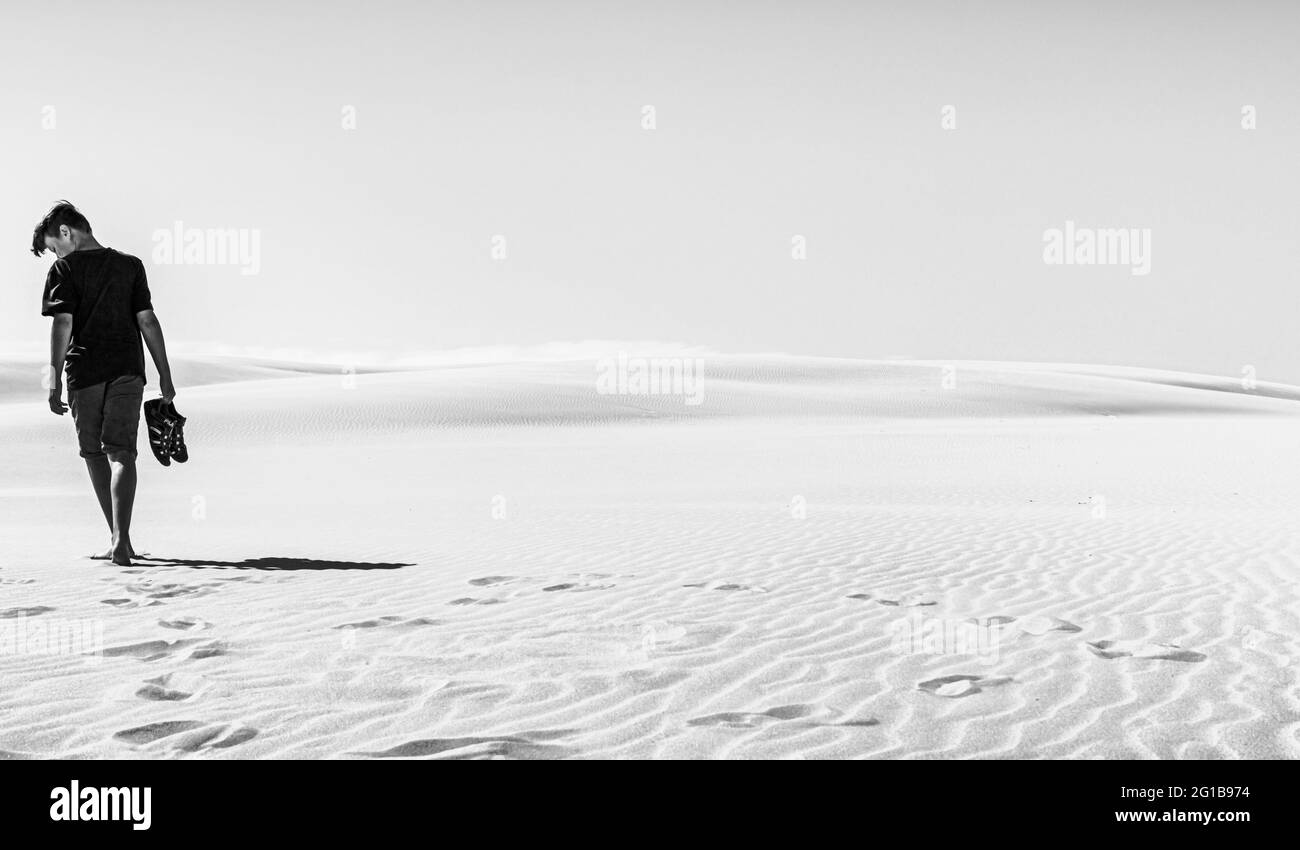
[69,374,145,462]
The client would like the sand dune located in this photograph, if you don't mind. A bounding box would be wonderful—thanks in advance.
[0,354,378,406]
[1,355,1298,758]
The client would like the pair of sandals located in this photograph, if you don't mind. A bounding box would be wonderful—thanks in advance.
[144,399,188,466]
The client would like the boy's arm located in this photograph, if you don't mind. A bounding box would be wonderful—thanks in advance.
[136,309,176,402]
[47,314,71,415]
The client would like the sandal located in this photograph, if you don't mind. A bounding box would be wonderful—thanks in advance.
[143,399,188,465]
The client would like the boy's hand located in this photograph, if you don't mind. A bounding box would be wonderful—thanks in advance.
[48,384,67,415]
[160,376,176,403]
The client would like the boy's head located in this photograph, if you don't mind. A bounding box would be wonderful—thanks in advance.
[31,201,92,258]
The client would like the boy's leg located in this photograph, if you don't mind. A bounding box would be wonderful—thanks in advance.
[86,455,113,531]
[101,376,146,566]
[69,382,116,556]
[109,458,137,565]
[71,381,140,560]
[85,457,138,559]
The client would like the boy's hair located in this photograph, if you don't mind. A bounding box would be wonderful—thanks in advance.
[31,201,92,257]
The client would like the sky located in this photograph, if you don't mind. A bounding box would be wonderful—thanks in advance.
[2,0,1297,381]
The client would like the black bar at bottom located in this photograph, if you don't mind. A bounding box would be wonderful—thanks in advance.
[0,759,1284,838]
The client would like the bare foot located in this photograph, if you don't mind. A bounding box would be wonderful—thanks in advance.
[111,545,133,567]
[90,545,139,561]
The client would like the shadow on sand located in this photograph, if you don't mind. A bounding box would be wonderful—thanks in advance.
[133,556,413,571]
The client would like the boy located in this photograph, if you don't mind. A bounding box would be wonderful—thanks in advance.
[32,202,176,566]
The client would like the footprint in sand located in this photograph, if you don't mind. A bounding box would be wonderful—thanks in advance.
[468,576,517,587]
[100,639,200,662]
[684,581,770,593]
[334,616,441,629]
[0,606,55,618]
[448,597,505,606]
[101,597,164,609]
[135,672,210,701]
[116,579,222,602]
[351,729,578,760]
[963,615,1080,635]
[543,581,614,593]
[972,615,1018,627]
[1085,640,1206,662]
[144,583,220,601]
[202,726,260,750]
[113,720,206,744]
[136,683,192,702]
[1015,615,1082,635]
[918,674,1015,698]
[189,640,230,660]
[158,617,214,631]
[688,704,878,730]
[874,595,937,608]
[689,704,814,728]
[337,615,403,628]
[172,725,259,752]
[114,721,259,751]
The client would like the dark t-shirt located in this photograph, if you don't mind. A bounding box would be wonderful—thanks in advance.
[40,247,154,391]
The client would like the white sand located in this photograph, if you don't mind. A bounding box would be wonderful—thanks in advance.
[1,355,1298,759]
